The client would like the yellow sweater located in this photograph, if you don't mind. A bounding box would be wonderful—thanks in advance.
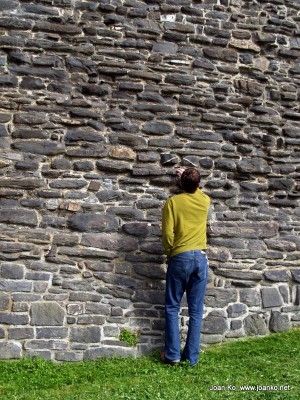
[162,189,211,259]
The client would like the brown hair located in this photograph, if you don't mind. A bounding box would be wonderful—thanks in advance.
[181,168,201,193]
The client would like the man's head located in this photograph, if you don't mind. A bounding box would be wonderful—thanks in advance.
[181,168,201,193]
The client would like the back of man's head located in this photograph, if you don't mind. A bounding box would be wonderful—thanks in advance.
[181,168,201,193]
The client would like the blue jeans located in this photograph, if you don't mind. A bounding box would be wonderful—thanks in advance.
[164,250,208,366]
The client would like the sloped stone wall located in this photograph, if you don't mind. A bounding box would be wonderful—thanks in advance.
[0,0,299,361]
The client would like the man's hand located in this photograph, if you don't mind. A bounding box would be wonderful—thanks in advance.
[176,167,185,178]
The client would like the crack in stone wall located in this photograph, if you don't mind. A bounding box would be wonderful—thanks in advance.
[0,0,299,361]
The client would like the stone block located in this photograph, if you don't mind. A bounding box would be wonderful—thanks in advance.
[291,269,300,283]
[239,289,262,307]
[30,302,65,326]
[0,293,10,310]
[227,303,248,318]
[70,327,101,343]
[0,313,29,325]
[25,340,68,350]
[202,314,228,334]
[205,288,238,308]
[0,209,38,226]
[55,351,83,362]
[81,233,138,252]
[36,328,68,339]
[68,213,118,232]
[269,311,291,333]
[264,269,291,282]
[8,328,34,340]
[261,287,283,308]
[122,222,150,237]
[201,334,223,344]
[0,281,32,292]
[0,342,22,359]
[244,314,268,336]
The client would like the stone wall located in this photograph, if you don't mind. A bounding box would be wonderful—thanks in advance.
[0,0,300,361]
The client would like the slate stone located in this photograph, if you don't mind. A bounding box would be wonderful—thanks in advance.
[227,303,247,318]
[30,303,65,326]
[122,222,150,237]
[202,314,228,334]
[0,313,29,325]
[49,180,87,189]
[20,77,45,90]
[0,294,10,311]
[239,289,261,307]
[1,264,25,279]
[96,160,132,172]
[0,209,38,226]
[264,270,291,282]
[12,141,66,156]
[269,311,291,332]
[142,122,173,135]
[261,287,283,308]
[133,264,165,280]
[81,233,138,252]
[107,207,144,221]
[244,314,268,336]
[291,269,300,283]
[205,288,238,308]
[0,342,22,359]
[8,328,34,340]
[36,328,68,339]
[55,351,83,362]
[68,213,118,232]
[65,130,105,143]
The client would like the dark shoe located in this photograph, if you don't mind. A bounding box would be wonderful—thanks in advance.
[160,352,180,366]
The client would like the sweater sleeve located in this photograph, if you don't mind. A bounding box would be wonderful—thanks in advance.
[162,199,174,259]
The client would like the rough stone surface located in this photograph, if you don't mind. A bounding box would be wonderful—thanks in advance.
[0,0,299,361]
[30,303,65,326]
[244,315,269,336]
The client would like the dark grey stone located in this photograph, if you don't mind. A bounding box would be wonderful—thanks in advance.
[122,222,149,237]
[0,281,32,293]
[70,327,101,343]
[269,311,291,333]
[202,314,228,334]
[291,269,300,283]
[1,264,24,279]
[261,287,283,308]
[81,233,138,252]
[65,130,104,143]
[227,303,247,318]
[244,314,268,336]
[30,303,65,326]
[36,328,68,339]
[264,270,291,282]
[8,328,34,340]
[68,213,118,232]
[12,141,66,156]
[0,313,29,325]
[205,288,238,308]
[240,289,261,307]
[0,342,22,359]
[55,351,83,362]
[0,294,10,311]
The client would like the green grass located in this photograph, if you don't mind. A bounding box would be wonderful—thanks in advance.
[0,329,299,400]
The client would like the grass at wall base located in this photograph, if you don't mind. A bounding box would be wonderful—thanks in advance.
[0,329,299,400]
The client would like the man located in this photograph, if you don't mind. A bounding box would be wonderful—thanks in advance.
[161,167,211,367]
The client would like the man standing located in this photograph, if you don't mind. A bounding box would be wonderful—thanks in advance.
[161,167,211,367]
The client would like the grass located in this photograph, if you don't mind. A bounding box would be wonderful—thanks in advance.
[0,329,299,400]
